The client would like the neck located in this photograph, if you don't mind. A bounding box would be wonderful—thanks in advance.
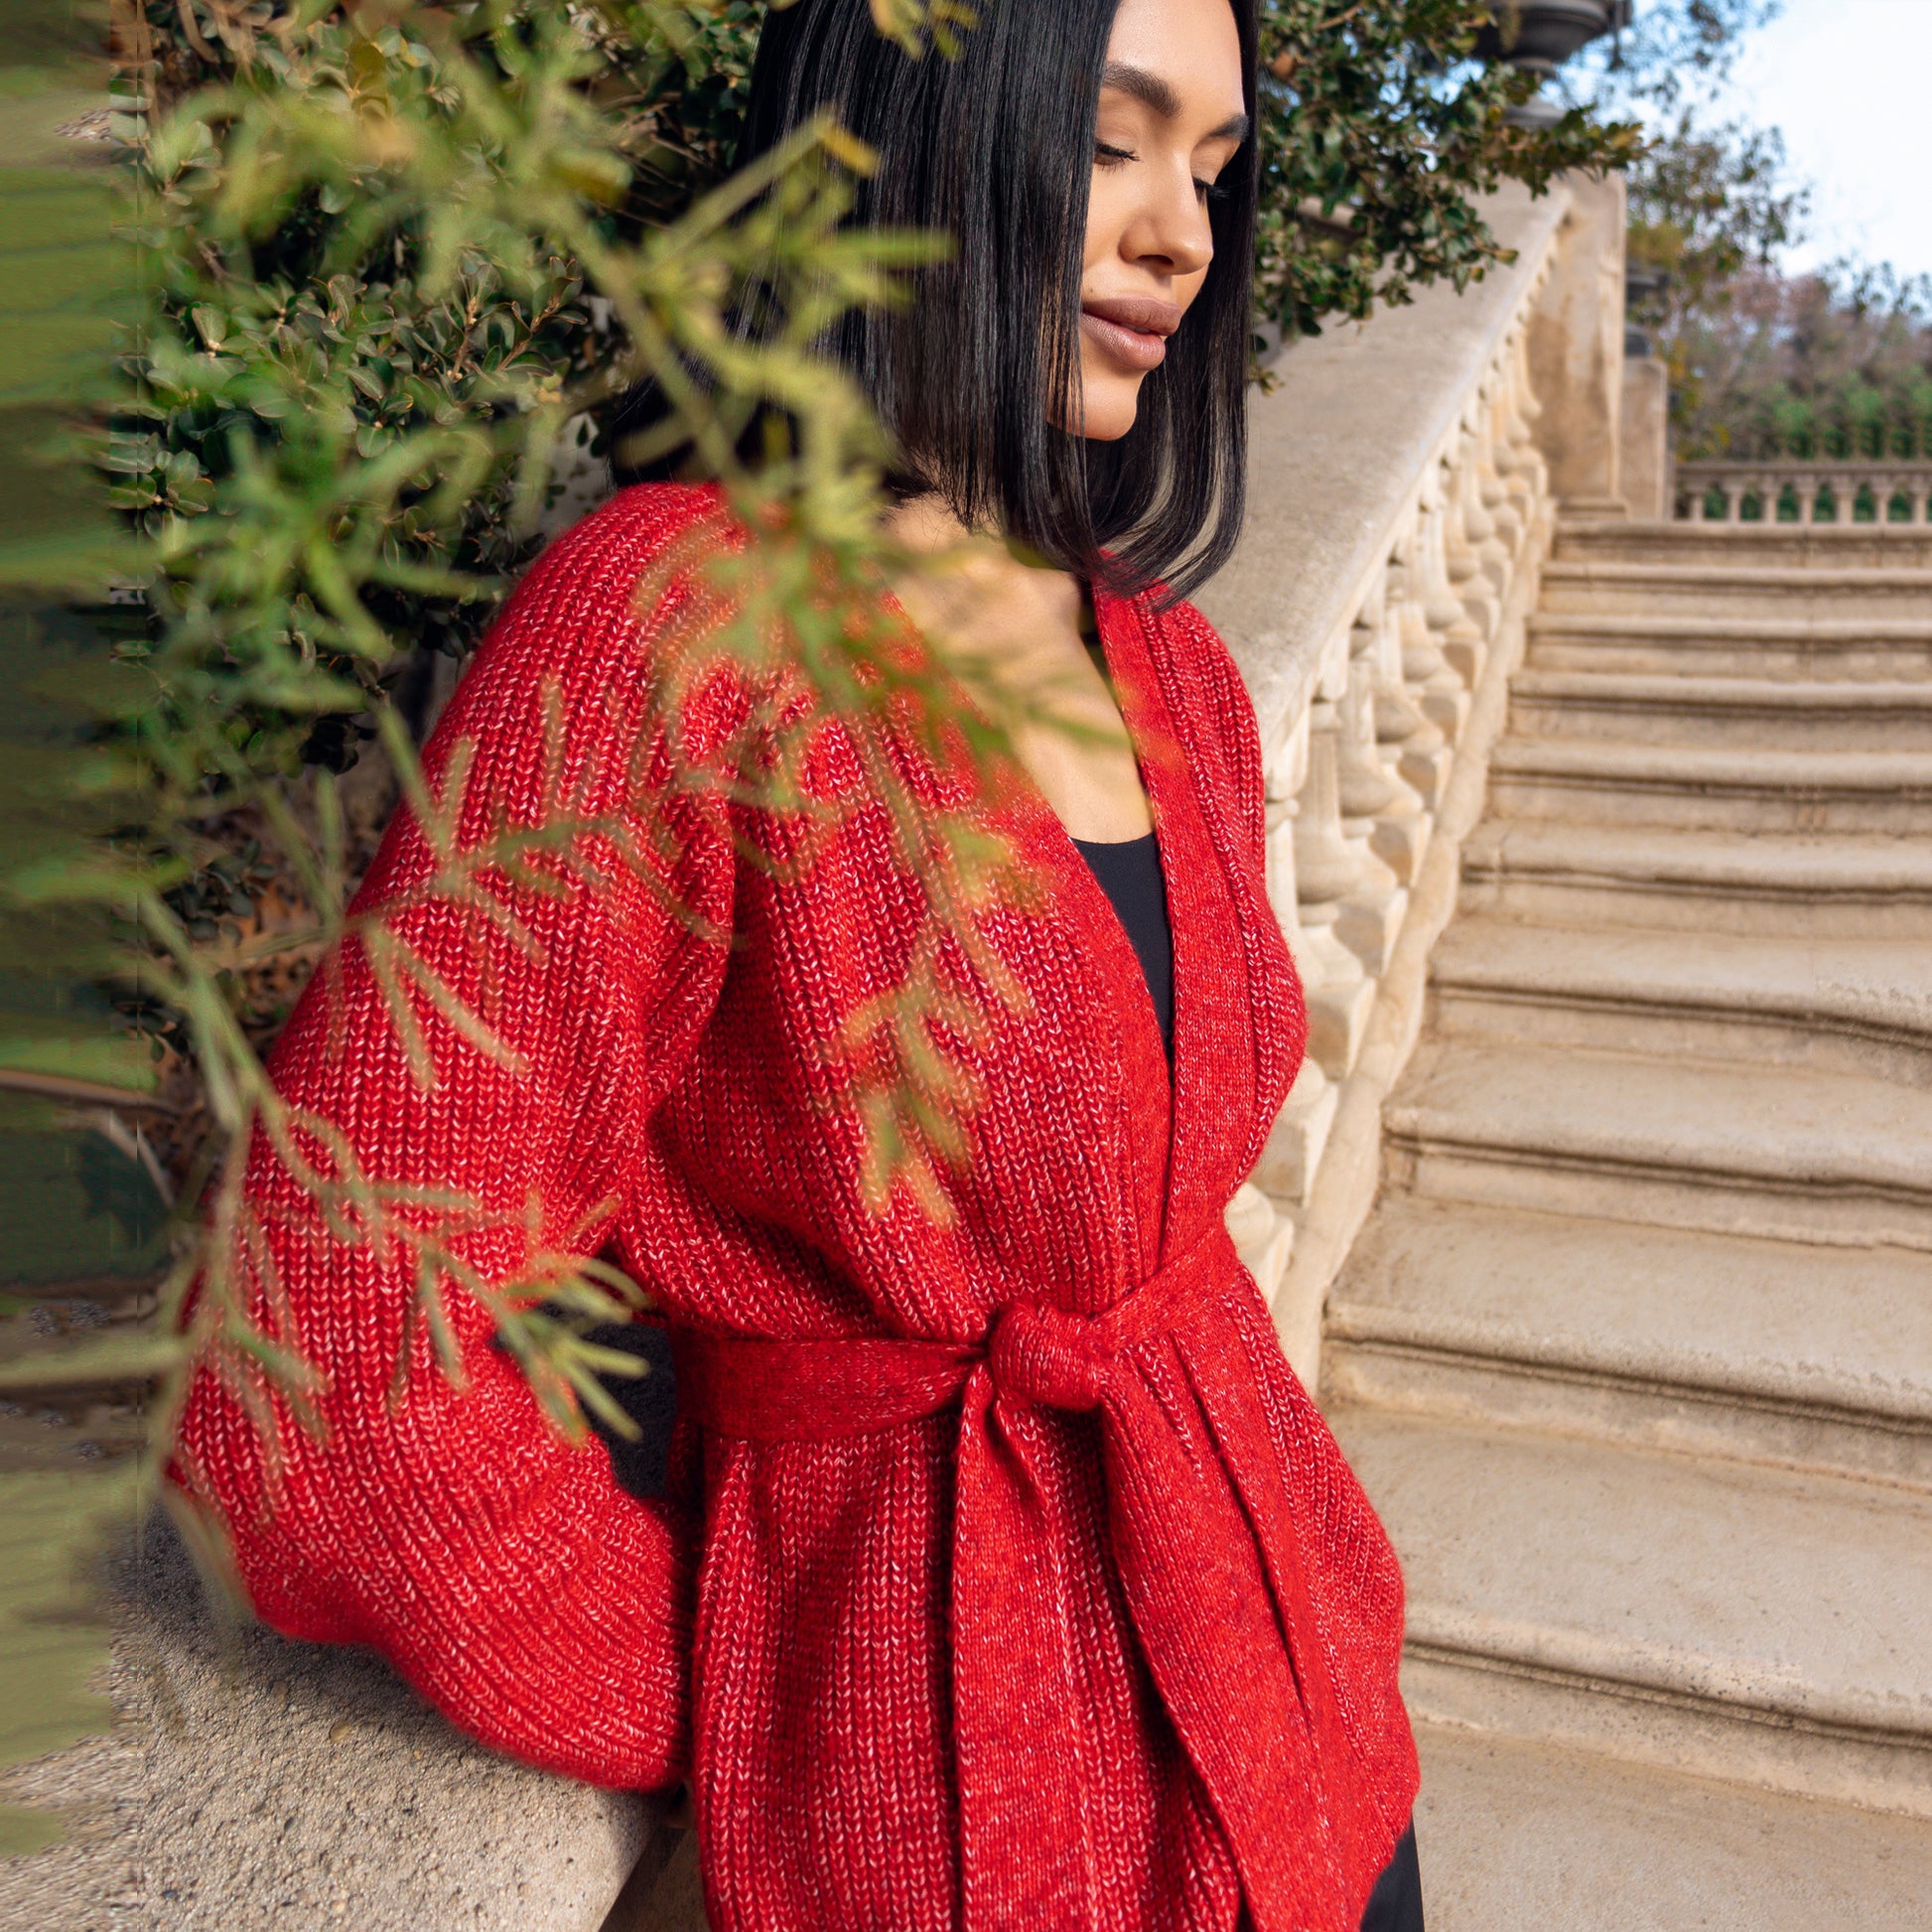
[885,493,1085,618]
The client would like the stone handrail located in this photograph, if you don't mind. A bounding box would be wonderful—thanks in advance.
[1676,459,1932,524]
[1203,177,1620,1383]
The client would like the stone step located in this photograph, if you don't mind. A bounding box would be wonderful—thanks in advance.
[1331,1409,1932,1816]
[1429,919,1932,1085]
[1509,669,1932,751]
[1556,519,1932,571]
[1459,820,1932,938]
[1413,1724,1932,1932]
[1383,1037,1932,1247]
[1539,560,1932,621]
[1487,737,1932,834]
[1325,1198,1932,1486]
[1527,613,1932,681]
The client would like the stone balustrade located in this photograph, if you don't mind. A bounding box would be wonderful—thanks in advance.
[1676,459,1932,525]
[1202,177,1618,1385]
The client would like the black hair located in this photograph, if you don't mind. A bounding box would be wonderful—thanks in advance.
[610,0,1259,602]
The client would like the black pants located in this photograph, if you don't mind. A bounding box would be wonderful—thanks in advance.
[1360,1823,1424,1932]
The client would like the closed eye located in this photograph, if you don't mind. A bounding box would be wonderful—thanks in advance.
[1096,141,1229,203]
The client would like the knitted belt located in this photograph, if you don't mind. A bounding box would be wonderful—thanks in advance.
[670,1217,1233,1443]
[669,1216,1376,1932]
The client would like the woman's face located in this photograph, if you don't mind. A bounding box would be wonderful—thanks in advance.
[1072,0,1248,442]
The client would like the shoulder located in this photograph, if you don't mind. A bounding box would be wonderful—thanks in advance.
[429,483,751,775]
[470,483,739,697]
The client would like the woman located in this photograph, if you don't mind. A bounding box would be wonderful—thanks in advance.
[173,0,1425,1926]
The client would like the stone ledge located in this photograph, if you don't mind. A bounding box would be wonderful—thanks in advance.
[0,1517,659,1932]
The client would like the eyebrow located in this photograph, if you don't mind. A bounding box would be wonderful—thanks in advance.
[1100,61,1251,144]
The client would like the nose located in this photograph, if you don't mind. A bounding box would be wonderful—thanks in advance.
[1119,157,1214,283]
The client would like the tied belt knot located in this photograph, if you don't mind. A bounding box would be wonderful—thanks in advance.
[666,1213,1375,1932]
[985,1299,1108,1413]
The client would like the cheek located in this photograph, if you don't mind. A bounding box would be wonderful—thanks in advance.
[1082,166,1136,269]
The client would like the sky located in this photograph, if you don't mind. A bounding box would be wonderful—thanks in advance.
[1702,0,1932,282]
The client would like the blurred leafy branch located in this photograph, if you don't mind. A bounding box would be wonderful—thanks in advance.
[16,0,1027,1491]
[5,0,1639,1500]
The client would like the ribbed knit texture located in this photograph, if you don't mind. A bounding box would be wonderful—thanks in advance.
[173,483,1420,1932]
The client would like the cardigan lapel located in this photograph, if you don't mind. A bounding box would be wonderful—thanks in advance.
[1091,590,1254,1273]
[981,746,1173,1302]
[877,575,1250,1300]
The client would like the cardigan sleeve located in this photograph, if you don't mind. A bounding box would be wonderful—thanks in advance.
[169,490,740,1789]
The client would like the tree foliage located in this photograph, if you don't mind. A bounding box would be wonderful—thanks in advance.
[1664,261,1932,463]
[36,0,1016,1485]
[1587,0,1932,464]
[1622,108,1808,427]
[1254,0,1640,338]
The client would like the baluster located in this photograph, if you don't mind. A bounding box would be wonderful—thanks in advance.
[1331,634,1411,975]
[1480,460,1524,556]
[1457,456,1510,591]
[1336,626,1401,825]
[1493,408,1540,531]
[1389,563,1467,753]
[1288,700,1376,1079]
[1376,648,1447,823]
[1256,750,1342,1211]
[1371,671,1435,881]
[1503,406,1548,508]
[1446,526,1499,642]
[1422,501,1489,687]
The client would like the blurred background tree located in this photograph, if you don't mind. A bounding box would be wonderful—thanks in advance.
[1664,259,1932,462]
[1564,0,1932,464]
[1620,110,1809,432]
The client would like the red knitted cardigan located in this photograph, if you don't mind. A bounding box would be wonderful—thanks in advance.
[174,483,1419,1932]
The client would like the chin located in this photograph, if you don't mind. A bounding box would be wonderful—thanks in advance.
[1079,384,1143,442]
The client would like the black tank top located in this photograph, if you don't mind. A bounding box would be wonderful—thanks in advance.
[1070,831,1173,1059]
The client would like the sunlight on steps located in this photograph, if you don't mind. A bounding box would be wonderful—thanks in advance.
[1326,519,1932,1928]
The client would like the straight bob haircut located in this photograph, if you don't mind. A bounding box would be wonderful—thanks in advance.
[610,0,1260,604]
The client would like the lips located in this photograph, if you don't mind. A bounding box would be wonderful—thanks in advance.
[1080,295,1182,373]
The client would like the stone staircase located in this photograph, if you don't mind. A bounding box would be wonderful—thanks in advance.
[1322,521,1932,1926]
